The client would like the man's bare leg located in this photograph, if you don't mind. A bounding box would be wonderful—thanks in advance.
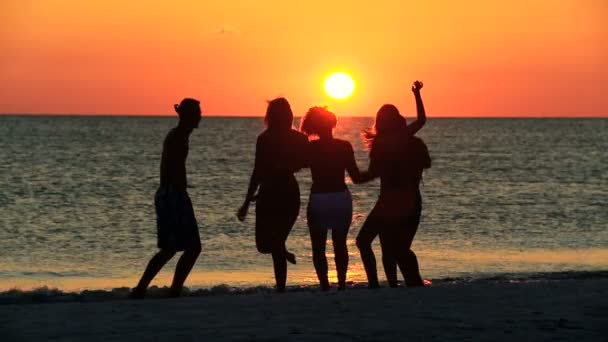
[132,249,176,298]
[169,244,202,297]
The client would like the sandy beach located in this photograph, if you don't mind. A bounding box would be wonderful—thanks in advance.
[2,278,606,341]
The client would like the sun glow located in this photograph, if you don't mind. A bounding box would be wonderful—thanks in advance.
[324,72,355,99]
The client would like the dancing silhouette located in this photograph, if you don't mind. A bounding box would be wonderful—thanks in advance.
[357,81,429,288]
[300,106,370,290]
[237,98,308,292]
[132,98,203,298]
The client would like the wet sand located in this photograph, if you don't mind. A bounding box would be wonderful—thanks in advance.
[2,278,607,341]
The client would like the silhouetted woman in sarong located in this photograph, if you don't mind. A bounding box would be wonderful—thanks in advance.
[238,98,308,292]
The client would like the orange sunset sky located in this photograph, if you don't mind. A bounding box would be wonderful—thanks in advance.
[1,0,607,117]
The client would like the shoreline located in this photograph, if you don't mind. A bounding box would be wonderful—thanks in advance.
[2,270,606,305]
[2,276,606,341]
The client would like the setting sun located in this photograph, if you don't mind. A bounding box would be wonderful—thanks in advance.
[324,72,355,100]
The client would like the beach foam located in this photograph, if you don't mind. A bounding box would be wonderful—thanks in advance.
[2,270,606,305]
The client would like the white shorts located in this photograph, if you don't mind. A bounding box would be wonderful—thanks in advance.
[307,190,353,231]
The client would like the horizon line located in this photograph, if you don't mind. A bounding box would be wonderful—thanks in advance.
[0,113,607,119]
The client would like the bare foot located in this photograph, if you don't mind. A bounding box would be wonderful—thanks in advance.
[129,287,146,299]
[286,251,296,265]
[168,287,182,298]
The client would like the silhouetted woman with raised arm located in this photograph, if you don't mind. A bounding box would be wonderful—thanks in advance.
[357,81,429,288]
[237,98,308,293]
[300,107,369,291]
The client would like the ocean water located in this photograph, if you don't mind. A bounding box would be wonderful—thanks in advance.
[0,116,607,292]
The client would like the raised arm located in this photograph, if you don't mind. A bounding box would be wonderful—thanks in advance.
[406,80,426,135]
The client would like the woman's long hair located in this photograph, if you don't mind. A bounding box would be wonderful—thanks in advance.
[363,104,408,150]
[265,97,293,131]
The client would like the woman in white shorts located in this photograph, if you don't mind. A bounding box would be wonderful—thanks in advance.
[301,107,370,290]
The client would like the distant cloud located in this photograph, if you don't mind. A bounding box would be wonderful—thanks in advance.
[216,25,240,35]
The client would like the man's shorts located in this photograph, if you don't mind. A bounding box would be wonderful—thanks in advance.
[155,185,201,251]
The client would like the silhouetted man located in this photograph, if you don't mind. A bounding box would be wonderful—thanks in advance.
[132,98,202,298]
